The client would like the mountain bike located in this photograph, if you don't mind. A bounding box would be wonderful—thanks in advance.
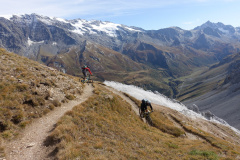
[139,109,153,126]
[80,75,93,84]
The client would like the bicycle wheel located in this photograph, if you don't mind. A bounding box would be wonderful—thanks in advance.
[146,115,153,126]
[139,108,144,118]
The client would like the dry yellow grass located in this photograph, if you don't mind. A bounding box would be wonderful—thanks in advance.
[123,93,185,137]
[0,49,83,142]
[49,84,240,160]
[1,48,240,160]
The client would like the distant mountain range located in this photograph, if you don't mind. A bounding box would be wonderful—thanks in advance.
[1,13,240,90]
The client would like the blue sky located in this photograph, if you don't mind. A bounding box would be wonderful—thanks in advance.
[0,0,239,30]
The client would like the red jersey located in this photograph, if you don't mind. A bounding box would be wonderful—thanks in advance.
[82,67,92,75]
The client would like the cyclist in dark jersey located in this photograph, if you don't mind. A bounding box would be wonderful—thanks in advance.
[140,99,153,117]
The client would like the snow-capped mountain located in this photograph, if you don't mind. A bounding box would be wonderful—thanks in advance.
[1,13,240,93]
[1,13,240,85]
[2,13,143,37]
[1,14,240,56]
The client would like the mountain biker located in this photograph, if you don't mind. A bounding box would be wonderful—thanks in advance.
[82,65,92,80]
[140,99,153,118]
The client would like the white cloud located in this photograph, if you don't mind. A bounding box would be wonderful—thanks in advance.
[0,0,183,18]
[0,0,236,19]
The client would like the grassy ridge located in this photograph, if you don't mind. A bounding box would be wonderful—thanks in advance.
[49,84,240,160]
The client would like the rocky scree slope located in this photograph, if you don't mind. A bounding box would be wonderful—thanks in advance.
[179,52,240,129]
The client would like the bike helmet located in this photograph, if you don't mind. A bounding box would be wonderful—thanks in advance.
[142,99,150,104]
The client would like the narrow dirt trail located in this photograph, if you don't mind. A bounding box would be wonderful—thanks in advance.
[5,84,93,160]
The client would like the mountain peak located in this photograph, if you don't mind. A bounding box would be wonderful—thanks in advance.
[193,21,236,34]
[194,21,217,30]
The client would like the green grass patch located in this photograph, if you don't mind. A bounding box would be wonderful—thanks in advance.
[189,149,218,160]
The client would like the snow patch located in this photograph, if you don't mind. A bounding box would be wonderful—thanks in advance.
[104,81,240,135]
[70,20,123,37]
[71,20,88,35]
[48,16,69,24]
[55,17,68,23]
[125,26,142,32]
[0,15,13,20]
[219,28,229,34]
[91,21,120,37]
[39,18,53,25]
[27,37,44,46]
